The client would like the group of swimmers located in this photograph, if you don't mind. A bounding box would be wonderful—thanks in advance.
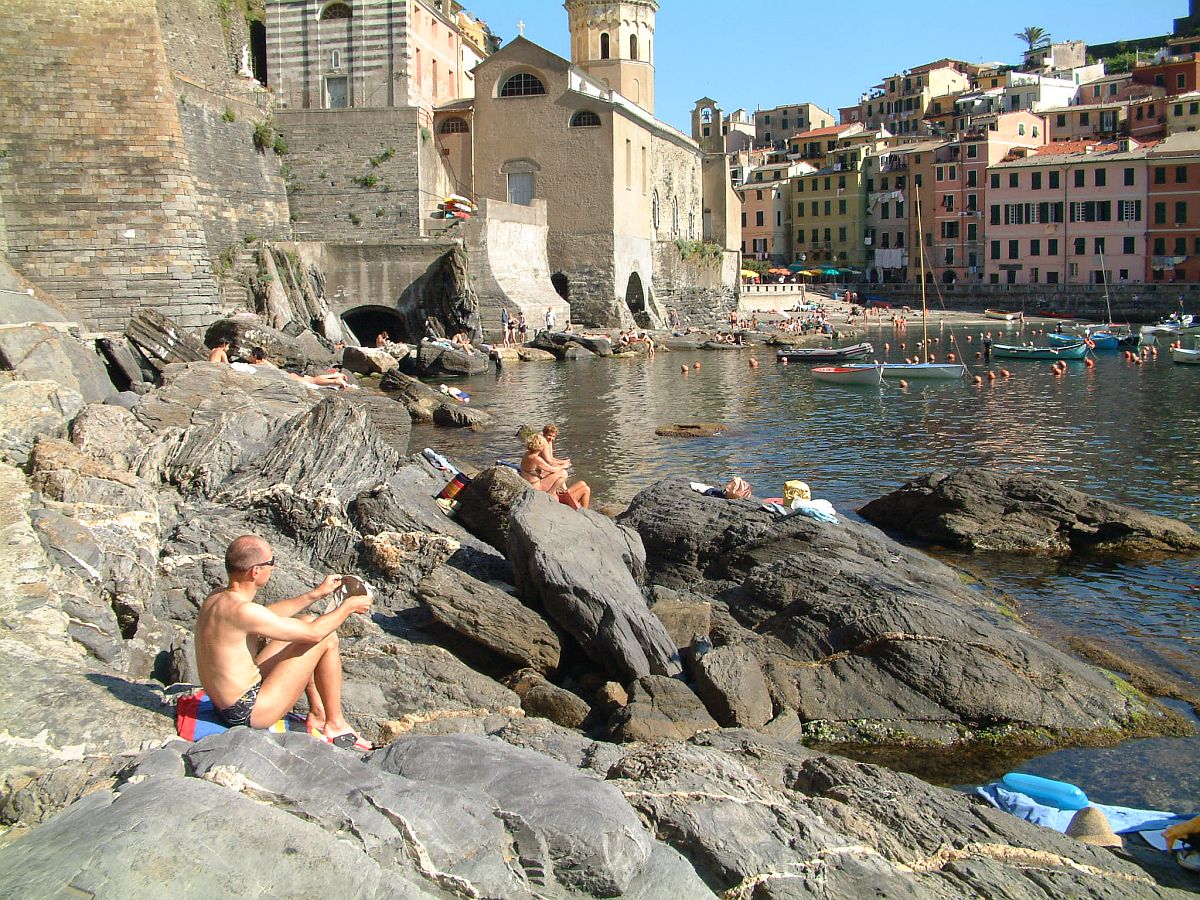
[519,424,590,509]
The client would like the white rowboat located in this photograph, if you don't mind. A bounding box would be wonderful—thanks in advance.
[1171,346,1200,365]
[812,365,884,385]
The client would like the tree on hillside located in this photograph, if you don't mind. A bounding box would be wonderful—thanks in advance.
[1015,26,1051,51]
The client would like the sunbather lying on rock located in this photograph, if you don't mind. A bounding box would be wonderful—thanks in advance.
[194,535,373,750]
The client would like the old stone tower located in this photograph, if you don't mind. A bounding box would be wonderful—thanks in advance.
[563,0,658,114]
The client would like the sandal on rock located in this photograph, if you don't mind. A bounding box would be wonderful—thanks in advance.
[326,729,374,751]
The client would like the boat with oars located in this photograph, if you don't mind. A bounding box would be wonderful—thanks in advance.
[775,342,873,362]
[811,364,884,385]
[990,340,1090,361]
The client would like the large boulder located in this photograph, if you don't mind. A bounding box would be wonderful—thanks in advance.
[619,478,1160,745]
[508,490,682,682]
[453,465,532,553]
[418,566,561,672]
[349,392,412,455]
[204,313,336,370]
[0,323,116,403]
[691,644,774,728]
[609,675,718,743]
[860,468,1200,558]
[415,342,488,377]
[124,309,208,372]
[0,380,86,467]
[342,345,400,376]
[372,734,653,896]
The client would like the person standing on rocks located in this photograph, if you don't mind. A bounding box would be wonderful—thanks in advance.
[545,306,557,333]
[194,535,373,750]
[517,312,528,343]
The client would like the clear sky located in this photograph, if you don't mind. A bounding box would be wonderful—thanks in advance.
[461,1,1184,132]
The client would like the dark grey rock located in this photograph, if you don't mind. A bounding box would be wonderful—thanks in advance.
[373,733,653,895]
[505,669,591,729]
[432,399,492,429]
[342,345,399,376]
[620,478,1155,744]
[124,309,208,371]
[860,468,1200,558]
[609,675,718,743]
[96,336,151,387]
[416,342,488,377]
[692,644,774,728]
[508,490,682,682]
[649,588,712,651]
[205,314,337,370]
[453,465,533,553]
[0,323,116,403]
[418,566,561,672]
[0,380,85,467]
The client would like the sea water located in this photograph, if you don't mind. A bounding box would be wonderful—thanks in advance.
[417,320,1200,808]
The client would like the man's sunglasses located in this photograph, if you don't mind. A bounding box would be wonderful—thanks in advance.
[252,557,275,569]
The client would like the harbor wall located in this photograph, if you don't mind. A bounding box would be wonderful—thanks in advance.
[859,283,1197,321]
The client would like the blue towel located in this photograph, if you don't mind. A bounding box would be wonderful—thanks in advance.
[761,499,840,524]
[976,783,1192,835]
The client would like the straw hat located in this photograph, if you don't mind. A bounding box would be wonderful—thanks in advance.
[1065,806,1122,849]
[784,480,811,503]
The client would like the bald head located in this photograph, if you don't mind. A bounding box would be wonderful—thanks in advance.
[225,535,272,574]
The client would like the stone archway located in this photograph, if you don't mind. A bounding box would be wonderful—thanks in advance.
[551,272,570,302]
[625,272,650,328]
[942,270,957,285]
[342,304,406,346]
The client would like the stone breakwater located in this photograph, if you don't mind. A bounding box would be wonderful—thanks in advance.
[0,301,1196,897]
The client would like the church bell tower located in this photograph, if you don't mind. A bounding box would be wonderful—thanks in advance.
[563,1,658,114]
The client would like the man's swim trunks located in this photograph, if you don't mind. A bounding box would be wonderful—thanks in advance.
[216,680,261,727]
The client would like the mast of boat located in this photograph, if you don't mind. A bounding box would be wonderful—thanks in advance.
[1099,247,1114,327]
[915,195,930,361]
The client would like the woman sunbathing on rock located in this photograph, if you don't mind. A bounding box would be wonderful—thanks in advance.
[520,434,591,508]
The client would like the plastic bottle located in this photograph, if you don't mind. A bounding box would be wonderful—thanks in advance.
[1001,773,1089,810]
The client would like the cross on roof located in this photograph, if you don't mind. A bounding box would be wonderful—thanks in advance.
[517,20,525,37]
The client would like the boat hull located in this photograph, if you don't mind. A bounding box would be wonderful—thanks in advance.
[812,365,883,385]
[991,341,1090,360]
[1171,347,1200,365]
[776,342,874,362]
[985,309,1023,321]
[876,363,967,379]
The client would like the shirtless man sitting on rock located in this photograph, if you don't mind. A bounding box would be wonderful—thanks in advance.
[194,535,373,750]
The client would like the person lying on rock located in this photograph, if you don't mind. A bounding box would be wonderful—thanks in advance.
[195,535,374,750]
[252,347,354,389]
[209,339,231,364]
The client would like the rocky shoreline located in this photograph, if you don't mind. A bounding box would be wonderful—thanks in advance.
[0,293,1197,897]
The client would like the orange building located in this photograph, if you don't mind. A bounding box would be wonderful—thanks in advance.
[1147,132,1200,283]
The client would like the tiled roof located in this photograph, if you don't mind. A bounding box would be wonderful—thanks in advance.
[788,123,856,140]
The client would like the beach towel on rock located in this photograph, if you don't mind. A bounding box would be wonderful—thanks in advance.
[175,690,292,741]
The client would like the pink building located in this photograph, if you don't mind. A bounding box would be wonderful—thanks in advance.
[985,139,1150,286]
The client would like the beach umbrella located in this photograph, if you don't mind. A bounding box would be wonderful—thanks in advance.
[822,268,840,276]
[740,269,760,279]
[787,262,808,272]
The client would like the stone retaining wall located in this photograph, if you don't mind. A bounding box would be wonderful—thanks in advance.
[861,282,1199,321]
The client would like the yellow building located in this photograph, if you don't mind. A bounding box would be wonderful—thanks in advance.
[791,136,884,271]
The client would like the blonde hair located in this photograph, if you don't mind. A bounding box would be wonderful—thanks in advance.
[542,424,559,439]
[525,433,547,452]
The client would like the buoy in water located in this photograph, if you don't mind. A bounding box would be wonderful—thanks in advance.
[947,353,956,362]
[681,364,689,374]
[693,362,701,370]
[966,335,973,342]
[1134,355,1144,365]
[1085,357,1095,369]
[1001,369,1011,378]
[976,351,983,359]
[1150,347,1158,357]
[987,370,996,380]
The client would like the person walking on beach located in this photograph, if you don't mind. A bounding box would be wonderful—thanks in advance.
[194,535,373,750]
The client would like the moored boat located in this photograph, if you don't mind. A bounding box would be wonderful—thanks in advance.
[776,342,873,362]
[1171,346,1200,365]
[877,362,968,379]
[985,309,1023,322]
[990,340,1090,360]
[812,364,884,385]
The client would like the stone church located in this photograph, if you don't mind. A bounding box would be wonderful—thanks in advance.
[467,1,739,326]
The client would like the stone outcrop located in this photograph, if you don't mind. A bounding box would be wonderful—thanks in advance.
[860,468,1200,558]
[0,323,116,403]
[414,342,488,377]
[609,675,718,743]
[0,381,86,467]
[620,478,1160,744]
[204,313,337,370]
[452,464,532,553]
[508,490,682,682]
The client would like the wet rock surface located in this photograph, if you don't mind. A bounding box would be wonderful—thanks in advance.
[860,468,1200,558]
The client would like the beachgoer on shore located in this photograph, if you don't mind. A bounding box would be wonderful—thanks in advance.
[209,340,230,364]
[517,313,528,342]
[545,306,557,332]
[500,308,511,347]
[194,535,373,750]
[520,434,590,508]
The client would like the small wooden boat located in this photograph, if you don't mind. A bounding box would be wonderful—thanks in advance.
[1171,346,1200,365]
[812,364,883,385]
[776,342,873,362]
[878,362,967,379]
[985,309,1023,322]
[991,340,1089,360]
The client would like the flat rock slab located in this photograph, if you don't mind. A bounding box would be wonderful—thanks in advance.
[860,468,1200,558]
[655,422,724,437]
[609,675,718,743]
[620,478,1152,744]
[418,565,561,672]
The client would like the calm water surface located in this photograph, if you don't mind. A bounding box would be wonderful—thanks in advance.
[417,320,1200,806]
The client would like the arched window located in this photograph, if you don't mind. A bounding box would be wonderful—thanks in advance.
[600,33,610,60]
[439,117,469,134]
[570,110,601,128]
[320,2,351,20]
[500,72,546,97]
[700,107,714,124]
[630,34,638,61]
[651,191,660,230]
